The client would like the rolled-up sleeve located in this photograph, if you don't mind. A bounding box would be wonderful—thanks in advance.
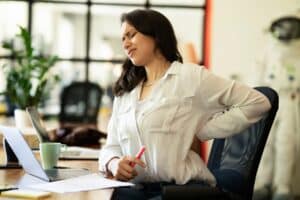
[197,69,272,141]
[99,98,122,173]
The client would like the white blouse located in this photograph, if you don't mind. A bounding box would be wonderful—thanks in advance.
[99,61,271,185]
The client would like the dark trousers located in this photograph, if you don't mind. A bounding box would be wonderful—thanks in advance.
[111,180,207,200]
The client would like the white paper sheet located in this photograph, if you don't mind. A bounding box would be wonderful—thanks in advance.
[25,173,134,193]
[59,146,100,160]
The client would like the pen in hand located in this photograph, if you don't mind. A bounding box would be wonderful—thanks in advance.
[130,146,146,167]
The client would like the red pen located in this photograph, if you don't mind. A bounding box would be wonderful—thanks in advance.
[130,146,146,167]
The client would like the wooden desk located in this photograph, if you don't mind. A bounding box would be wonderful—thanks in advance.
[0,147,113,200]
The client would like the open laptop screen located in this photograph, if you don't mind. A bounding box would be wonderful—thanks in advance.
[26,107,99,160]
[0,126,49,181]
[26,107,50,143]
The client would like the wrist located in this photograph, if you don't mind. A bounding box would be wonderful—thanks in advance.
[107,157,120,176]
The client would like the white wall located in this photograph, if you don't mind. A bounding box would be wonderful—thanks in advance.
[211,0,300,85]
[211,1,300,195]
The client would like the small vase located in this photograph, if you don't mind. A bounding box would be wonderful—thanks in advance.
[14,109,32,130]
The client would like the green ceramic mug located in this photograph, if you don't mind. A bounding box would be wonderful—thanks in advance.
[39,142,66,169]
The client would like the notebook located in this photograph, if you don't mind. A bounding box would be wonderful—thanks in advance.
[26,107,99,160]
[0,189,51,199]
[0,125,91,182]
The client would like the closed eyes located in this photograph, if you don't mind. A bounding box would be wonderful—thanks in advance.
[129,31,137,39]
[122,31,138,41]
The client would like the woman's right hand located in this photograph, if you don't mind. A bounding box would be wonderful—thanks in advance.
[110,156,146,181]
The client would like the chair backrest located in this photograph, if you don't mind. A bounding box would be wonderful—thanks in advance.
[207,87,278,199]
[59,81,103,126]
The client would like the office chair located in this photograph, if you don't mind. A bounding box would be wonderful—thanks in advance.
[59,81,103,128]
[162,87,279,200]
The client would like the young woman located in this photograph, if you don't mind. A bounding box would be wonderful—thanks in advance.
[99,9,271,200]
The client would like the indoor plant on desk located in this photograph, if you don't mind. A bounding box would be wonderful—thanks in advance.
[0,26,59,129]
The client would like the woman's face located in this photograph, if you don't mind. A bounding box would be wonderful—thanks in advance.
[121,21,157,66]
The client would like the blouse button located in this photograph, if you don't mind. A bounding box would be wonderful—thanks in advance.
[269,73,275,79]
[288,75,295,82]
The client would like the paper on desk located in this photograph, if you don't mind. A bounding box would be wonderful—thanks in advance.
[26,173,134,193]
[59,146,99,159]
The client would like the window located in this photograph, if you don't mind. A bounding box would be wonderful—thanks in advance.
[0,0,207,116]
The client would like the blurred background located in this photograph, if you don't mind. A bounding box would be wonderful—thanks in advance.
[0,0,207,119]
[0,0,300,199]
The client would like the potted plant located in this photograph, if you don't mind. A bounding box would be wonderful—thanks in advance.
[1,26,59,129]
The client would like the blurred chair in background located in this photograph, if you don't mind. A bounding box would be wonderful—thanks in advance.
[59,81,103,128]
[54,81,106,147]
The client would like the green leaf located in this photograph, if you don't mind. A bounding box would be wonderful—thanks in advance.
[1,26,60,109]
[2,40,13,49]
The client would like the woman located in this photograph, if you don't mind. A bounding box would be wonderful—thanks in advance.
[99,9,271,199]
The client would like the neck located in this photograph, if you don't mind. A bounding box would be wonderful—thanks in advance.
[144,58,170,83]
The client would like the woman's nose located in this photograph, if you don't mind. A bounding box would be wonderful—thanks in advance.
[123,39,131,50]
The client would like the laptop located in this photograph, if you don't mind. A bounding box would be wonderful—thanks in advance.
[26,107,50,143]
[0,125,91,182]
[26,107,99,160]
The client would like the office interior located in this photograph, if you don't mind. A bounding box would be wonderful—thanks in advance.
[0,0,300,199]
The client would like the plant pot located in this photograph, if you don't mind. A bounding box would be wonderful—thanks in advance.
[14,109,32,130]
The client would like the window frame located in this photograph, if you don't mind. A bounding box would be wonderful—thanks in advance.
[0,0,208,116]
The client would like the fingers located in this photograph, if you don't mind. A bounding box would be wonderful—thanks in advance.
[113,155,147,181]
[114,156,139,181]
[132,170,138,177]
[131,157,146,168]
[116,172,131,181]
[116,168,133,181]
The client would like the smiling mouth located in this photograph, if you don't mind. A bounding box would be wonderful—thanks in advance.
[128,49,136,57]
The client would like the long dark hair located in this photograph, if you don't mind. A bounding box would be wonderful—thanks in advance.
[113,9,183,96]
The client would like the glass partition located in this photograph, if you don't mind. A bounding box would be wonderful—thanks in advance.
[47,0,87,2]
[92,0,145,4]
[90,6,139,60]
[89,62,121,90]
[151,0,205,6]
[32,3,87,59]
[41,61,86,116]
[155,8,204,63]
[0,0,206,116]
[0,2,28,56]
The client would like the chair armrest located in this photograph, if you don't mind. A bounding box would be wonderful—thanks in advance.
[162,185,229,200]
